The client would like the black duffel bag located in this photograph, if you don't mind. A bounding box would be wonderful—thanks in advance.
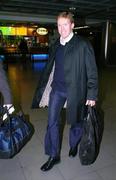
[0,106,34,159]
[79,106,104,165]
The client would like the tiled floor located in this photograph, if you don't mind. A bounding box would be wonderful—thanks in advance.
[0,61,116,180]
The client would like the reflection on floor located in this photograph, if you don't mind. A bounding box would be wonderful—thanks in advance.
[0,61,116,180]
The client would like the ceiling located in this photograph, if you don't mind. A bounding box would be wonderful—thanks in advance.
[0,0,116,26]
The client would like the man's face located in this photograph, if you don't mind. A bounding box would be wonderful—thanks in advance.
[57,17,74,39]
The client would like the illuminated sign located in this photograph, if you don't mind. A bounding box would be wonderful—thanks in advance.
[36,27,48,35]
[0,27,27,35]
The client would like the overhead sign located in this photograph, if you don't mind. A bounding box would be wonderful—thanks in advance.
[36,27,48,35]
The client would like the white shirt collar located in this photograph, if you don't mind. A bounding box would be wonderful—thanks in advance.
[60,32,74,46]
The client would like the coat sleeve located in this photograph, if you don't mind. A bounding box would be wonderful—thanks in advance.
[31,43,56,109]
[0,61,12,104]
[31,39,60,109]
[85,41,98,101]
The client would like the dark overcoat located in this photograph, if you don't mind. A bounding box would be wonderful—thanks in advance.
[32,35,98,125]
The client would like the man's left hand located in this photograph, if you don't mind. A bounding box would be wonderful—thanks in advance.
[86,100,96,106]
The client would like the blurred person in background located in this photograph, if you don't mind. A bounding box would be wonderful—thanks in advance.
[0,58,14,120]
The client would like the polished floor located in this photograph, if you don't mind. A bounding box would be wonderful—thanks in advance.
[0,60,116,180]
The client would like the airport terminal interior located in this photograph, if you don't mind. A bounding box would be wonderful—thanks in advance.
[0,0,116,180]
[0,50,116,180]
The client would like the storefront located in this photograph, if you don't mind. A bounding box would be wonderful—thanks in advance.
[0,26,49,61]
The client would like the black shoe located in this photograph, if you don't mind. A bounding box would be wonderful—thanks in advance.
[69,146,78,157]
[40,156,60,171]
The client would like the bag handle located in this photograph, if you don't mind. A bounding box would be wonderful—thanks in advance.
[87,105,96,113]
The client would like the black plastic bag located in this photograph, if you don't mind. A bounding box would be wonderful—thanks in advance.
[79,106,104,165]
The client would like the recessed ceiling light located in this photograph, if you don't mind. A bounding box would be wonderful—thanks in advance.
[69,7,76,11]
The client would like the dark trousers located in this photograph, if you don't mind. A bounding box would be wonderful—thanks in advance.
[44,89,83,157]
